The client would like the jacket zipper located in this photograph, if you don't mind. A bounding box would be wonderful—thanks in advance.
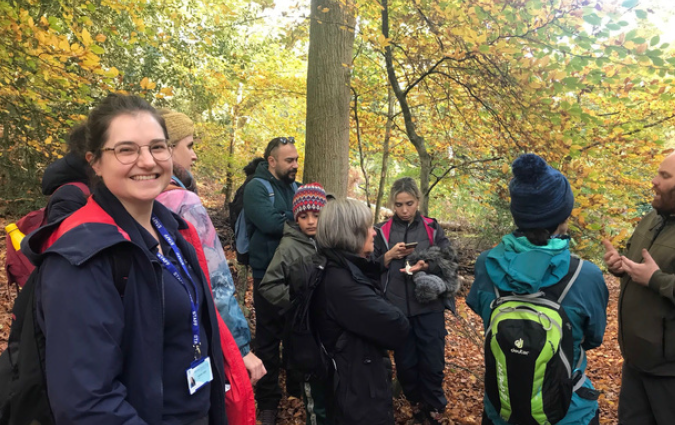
[404,223,411,317]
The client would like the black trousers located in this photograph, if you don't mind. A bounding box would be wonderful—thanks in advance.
[394,310,448,411]
[252,278,301,409]
[619,362,675,425]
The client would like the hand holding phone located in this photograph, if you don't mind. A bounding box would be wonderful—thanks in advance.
[404,241,418,249]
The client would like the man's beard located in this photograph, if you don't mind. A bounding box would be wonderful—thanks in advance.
[280,169,297,184]
[653,185,675,214]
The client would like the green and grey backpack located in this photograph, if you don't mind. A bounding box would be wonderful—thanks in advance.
[484,256,585,425]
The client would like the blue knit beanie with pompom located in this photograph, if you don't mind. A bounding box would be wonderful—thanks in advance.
[509,153,574,230]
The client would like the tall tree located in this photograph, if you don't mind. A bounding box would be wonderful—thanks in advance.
[304,0,356,197]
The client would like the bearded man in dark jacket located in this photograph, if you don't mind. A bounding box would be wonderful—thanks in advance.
[242,137,299,424]
[604,153,675,425]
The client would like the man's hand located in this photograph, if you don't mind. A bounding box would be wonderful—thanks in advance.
[242,352,266,385]
[621,249,660,287]
[602,239,624,275]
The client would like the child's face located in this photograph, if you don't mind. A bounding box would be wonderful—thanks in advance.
[297,210,320,237]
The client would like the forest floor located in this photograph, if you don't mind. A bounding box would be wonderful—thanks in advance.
[0,182,622,424]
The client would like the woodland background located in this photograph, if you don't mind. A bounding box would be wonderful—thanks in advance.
[1,0,674,423]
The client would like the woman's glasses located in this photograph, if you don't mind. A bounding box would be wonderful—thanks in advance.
[101,139,173,165]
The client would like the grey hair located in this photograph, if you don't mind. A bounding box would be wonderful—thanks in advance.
[389,177,421,207]
[317,198,372,254]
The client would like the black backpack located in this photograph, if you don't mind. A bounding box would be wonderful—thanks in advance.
[282,254,334,379]
[0,248,130,425]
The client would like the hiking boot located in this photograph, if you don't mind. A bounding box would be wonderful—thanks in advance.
[259,409,277,425]
[424,408,444,425]
[410,403,426,425]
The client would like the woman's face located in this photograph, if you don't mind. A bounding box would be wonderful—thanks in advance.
[360,226,377,258]
[394,191,419,223]
[90,112,172,212]
[172,135,197,171]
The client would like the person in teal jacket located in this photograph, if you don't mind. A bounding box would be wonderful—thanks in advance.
[243,137,300,424]
[467,153,609,425]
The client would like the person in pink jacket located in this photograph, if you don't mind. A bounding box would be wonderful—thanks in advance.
[156,109,264,424]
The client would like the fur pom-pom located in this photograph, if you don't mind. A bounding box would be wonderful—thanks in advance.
[511,153,548,184]
[413,272,446,303]
[408,245,460,299]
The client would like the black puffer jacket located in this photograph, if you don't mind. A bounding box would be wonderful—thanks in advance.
[311,249,410,425]
[373,213,451,317]
[41,152,90,223]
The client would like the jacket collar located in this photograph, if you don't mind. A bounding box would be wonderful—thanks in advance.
[94,184,185,252]
[392,211,421,227]
[322,248,380,283]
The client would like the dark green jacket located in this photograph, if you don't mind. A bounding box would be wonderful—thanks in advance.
[243,161,297,279]
[259,222,317,309]
[620,209,675,375]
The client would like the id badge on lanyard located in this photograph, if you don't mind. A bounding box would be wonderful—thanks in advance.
[152,215,213,394]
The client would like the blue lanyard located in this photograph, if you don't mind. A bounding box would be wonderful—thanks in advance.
[152,215,202,360]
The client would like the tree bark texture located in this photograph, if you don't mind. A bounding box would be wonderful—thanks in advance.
[304,0,356,198]
[382,0,431,215]
[375,86,395,223]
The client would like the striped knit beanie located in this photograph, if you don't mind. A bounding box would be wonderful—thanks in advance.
[159,109,194,145]
[293,183,327,220]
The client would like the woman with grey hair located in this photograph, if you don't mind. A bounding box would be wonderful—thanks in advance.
[309,198,410,425]
[373,177,458,424]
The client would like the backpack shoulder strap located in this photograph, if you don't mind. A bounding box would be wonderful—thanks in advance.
[255,178,275,205]
[555,256,583,303]
[543,256,583,303]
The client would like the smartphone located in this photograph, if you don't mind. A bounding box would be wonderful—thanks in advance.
[404,241,418,249]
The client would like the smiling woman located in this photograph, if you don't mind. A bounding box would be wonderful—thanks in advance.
[22,94,230,424]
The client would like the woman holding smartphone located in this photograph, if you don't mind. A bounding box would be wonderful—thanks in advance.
[373,177,454,424]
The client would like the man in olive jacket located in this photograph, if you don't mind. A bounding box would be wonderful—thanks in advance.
[243,137,299,424]
[604,153,675,425]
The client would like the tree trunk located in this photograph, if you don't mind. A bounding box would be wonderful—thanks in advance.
[382,0,432,215]
[304,0,356,198]
[352,87,371,207]
[375,86,395,223]
[224,84,244,204]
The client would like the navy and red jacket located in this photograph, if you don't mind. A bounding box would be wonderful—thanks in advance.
[21,186,237,425]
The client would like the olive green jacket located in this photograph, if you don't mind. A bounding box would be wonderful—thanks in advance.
[259,222,317,309]
[620,209,675,375]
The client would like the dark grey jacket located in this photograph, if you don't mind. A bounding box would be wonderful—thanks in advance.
[620,210,675,376]
[373,213,451,317]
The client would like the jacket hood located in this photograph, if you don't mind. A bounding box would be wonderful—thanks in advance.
[23,186,185,268]
[253,160,275,180]
[41,152,90,195]
[244,157,265,176]
[485,233,571,293]
[22,204,130,268]
[282,221,315,246]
